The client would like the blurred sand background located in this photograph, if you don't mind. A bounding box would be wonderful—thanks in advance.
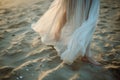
[0,0,120,80]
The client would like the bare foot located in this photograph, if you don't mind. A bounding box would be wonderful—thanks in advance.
[81,56,89,62]
[87,57,101,66]
[81,56,101,66]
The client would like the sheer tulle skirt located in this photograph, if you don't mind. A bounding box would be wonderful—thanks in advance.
[32,0,100,64]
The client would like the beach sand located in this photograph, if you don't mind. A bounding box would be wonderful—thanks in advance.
[0,0,120,80]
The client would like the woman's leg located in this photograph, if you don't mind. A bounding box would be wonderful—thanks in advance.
[81,42,101,65]
[80,0,101,65]
[54,11,66,41]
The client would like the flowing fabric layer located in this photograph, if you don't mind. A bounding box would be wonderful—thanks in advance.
[32,0,100,64]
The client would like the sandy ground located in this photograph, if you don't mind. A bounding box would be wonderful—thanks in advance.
[0,0,120,80]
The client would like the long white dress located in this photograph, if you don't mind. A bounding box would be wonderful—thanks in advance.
[32,0,100,64]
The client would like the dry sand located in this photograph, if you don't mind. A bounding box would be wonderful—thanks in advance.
[0,0,120,80]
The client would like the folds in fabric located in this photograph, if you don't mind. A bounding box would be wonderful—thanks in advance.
[32,0,100,64]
